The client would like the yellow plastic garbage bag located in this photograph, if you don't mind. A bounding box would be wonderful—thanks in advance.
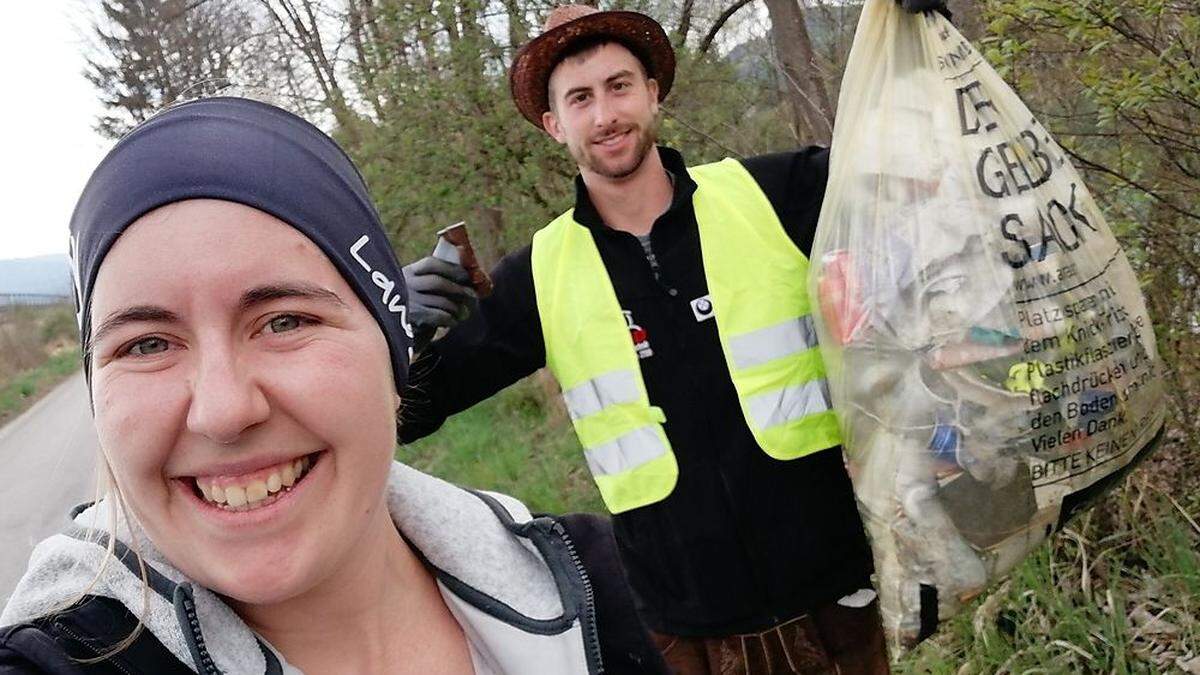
[808,0,1167,652]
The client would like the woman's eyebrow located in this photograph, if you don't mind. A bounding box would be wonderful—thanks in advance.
[239,283,347,312]
[90,306,179,348]
[89,285,345,347]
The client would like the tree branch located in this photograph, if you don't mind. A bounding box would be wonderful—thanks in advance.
[699,0,754,56]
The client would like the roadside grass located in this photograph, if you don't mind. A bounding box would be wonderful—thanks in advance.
[398,378,603,515]
[0,304,81,424]
[0,348,81,423]
[399,379,1199,672]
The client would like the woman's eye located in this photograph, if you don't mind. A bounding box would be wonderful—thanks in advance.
[264,314,304,334]
[126,337,169,357]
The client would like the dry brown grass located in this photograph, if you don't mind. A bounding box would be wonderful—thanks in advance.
[903,436,1200,673]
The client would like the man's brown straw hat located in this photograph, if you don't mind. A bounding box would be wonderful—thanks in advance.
[509,4,676,128]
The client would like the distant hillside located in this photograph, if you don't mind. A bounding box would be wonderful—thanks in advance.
[0,255,73,297]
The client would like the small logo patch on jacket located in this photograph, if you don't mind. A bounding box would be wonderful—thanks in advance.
[691,294,715,322]
[623,310,654,359]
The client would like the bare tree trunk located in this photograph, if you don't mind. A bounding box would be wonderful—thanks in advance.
[675,0,696,47]
[764,0,834,145]
[346,0,387,120]
[945,0,986,41]
[260,0,361,143]
[415,0,442,77]
[503,0,528,49]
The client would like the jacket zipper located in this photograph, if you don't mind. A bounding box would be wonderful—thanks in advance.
[553,521,604,674]
[174,584,220,674]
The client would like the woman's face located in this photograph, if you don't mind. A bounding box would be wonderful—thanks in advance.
[88,199,400,604]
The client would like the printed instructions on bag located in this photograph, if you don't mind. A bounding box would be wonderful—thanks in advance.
[931,17,1164,508]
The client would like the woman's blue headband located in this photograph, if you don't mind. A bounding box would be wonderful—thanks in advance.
[68,97,412,391]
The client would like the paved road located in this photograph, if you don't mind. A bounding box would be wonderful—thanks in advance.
[0,373,98,607]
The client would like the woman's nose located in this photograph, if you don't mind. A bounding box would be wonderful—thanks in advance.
[185,353,269,444]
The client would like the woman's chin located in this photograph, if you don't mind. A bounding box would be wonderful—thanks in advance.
[199,554,321,607]
[218,577,309,607]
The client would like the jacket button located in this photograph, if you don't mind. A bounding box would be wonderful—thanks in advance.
[668,288,678,297]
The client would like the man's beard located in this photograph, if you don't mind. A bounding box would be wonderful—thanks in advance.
[571,116,659,180]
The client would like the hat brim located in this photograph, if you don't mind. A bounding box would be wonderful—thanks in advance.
[510,10,675,129]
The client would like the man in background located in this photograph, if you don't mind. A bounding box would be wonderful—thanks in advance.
[401,3,947,672]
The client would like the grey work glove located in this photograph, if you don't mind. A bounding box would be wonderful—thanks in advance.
[402,256,477,352]
[898,0,951,18]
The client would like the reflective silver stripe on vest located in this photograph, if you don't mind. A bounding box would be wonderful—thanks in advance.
[729,316,819,370]
[584,426,667,476]
[747,379,832,430]
[562,370,640,421]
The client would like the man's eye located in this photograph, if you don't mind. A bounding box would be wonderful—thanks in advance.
[264,314,305,334]
[126,337,169,357]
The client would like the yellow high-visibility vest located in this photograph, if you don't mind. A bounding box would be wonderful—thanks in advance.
[531,158,841,514]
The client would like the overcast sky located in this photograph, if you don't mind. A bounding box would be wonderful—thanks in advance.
[0,2,783,264]
[0,2,111,261]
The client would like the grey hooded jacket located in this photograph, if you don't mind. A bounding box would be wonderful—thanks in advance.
[0,462,661,674]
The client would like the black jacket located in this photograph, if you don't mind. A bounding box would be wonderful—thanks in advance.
[400,147,875,636]
[0,513,664,675]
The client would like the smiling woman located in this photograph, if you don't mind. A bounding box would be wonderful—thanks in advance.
[0,97,663,675]
[86,199,406,613]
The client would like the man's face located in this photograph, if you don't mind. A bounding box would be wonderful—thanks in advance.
[542,42,660,180]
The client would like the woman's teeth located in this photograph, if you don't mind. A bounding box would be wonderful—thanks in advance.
[196,456,313,511]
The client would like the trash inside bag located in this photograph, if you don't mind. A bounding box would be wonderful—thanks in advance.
[808,0,1167,651]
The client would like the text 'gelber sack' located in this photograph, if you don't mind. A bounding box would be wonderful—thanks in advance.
[808,0,1167,651]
